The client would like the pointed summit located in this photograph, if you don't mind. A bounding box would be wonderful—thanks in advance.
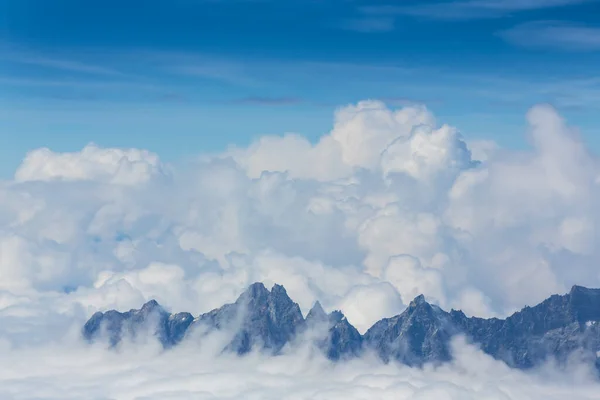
[235,282,270,307]
[570,284,584,293]
[567,285,600,323]
[364,293,455,366]
[322,309,363,361]
[246,282,269,298]
[83,299,171,347]
[407,294,431,313]
[302,303,363,361]
[329,310,345,324]
[197,282,305,355]
[271,284,288,296]
[140,299,161,313]
[569,285,600,297]
[270,284,298,312]
[411,294,427,306]
[306,301,327,323]
[82,282,600,373]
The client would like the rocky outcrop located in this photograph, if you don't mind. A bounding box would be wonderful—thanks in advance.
[82,283,600,373]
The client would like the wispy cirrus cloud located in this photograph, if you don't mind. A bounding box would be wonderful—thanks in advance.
[172,64,260,87]
[2,52,125,76]
[232,96,303,106]
[0,76,158,89]
[499,21,600,51]
[3,47,600,113]
[126,50,263,87]
[361,0,597,21]
[0,76,192,105]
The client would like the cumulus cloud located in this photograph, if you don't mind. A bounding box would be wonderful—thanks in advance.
[1,100,600,396]
[337,282,404,333]
[230,100,436,181]
[15,144,166,185]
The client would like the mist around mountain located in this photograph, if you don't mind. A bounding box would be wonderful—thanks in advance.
[84,282,600,374]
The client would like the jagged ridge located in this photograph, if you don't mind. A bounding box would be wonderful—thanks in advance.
[83,283,600,373]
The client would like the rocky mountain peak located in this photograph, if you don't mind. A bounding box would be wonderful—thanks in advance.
[306,301,327,323]
[82,283,600,374]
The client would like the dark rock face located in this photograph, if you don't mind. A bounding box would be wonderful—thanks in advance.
[305,302,363,360]
[326,310,363,360]
[305,301,328,323]
[193,282,305,355]
[364,295,458,366]
[449,285,600,370]
[82,300,193,348]
[166,312,195,345]
[362,286,600,371]
[82,283,600,373]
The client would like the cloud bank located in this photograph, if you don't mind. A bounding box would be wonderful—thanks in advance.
[1,336,598,400]
[1,100,599,397]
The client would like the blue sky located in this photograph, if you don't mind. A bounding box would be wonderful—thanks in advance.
[2,0,600,177]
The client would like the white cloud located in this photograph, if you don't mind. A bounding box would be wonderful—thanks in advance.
[230,100,435,181]
[0,336,596,399]
[330,100,435,170]
[383,255,447,309]
[2,101,598,313]
[0,100,600,395]
[337,282,404,333]
[380,123,474,182]
[15,144,166,185]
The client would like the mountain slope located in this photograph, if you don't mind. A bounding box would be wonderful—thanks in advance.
[450,285,600,369]
[363,295,459,366]
[82,299,193,348]
[191,282,305,355]
[304,301,363,360]
[82,283,600,373]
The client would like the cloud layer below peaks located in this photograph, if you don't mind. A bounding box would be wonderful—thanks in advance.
[1,99,599,397]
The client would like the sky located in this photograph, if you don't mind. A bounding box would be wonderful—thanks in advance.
[2,0,600,177]
[2,1,600,398]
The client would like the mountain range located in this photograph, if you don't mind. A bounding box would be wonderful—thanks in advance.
[83,283,600,373]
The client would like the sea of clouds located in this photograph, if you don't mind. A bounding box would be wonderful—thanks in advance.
[0,100,599,398]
